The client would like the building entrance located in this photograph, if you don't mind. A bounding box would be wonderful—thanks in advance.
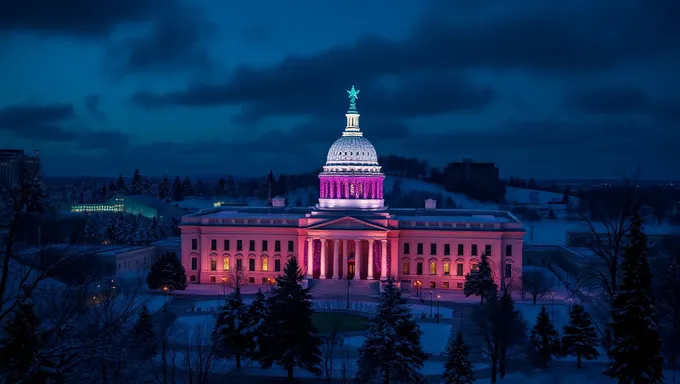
[347,260,355,279]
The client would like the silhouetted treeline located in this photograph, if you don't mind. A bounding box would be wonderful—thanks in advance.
[378,155,428,179]
[577,184,679,224]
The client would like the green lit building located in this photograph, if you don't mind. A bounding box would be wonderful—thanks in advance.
[70,195,178,219]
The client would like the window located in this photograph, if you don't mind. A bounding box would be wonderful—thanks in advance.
[211,239,217,251]
[471,263,478,271]
[457,244,464,256]
[402,260,410,275]
[237,240,243,251]
[249,259,255,271]
[288,241,294,252]
[417,243,423,255]
[443,282,450,289]
[457,282,463,289]
[444,244,450,256]
[456,263,464,276]
[224,239,230,251]
[275,240,281,252]
[249,277,255,284]
[249,240,256,252]
[262,258,269,271]
[471,244,478,256]
[505,264,512,278]
[404,243,410,254]
[429,261,437,275]
[210,258,217,271]
[275,259,281,272]
[485,245,491,255]
[223,257,230,271]
[210,276,216,283]
[443,262,450,275]
[191,257,197,270]
[505,244,513,257]
[221,277,227,283]
[262,277,268,284]
[262,240,268,252]
[190,275,196,282]
[191,239,198,250]
[430,243,437,255]
[430,281,436,288]
[416,262,423,275]
[236,258,243,270]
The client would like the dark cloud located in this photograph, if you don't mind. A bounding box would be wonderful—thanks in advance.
[0,0,164,37]
[106,7,216,76]
[0,102,128,149]
[84,94,107,121]
[567,85,650,114]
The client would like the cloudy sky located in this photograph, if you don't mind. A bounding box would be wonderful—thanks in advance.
[1,0,678,179]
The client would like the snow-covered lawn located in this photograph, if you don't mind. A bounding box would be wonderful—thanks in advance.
[343,322,451,355]
[139,294,173,314]
[517,302,571,331]
[169,315,215,345]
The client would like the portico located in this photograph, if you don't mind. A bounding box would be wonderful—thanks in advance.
[304,234,389,281]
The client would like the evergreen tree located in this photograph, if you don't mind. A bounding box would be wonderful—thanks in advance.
[149,217,160,241]
[463,252,497,303]
[660,260,680,377]
[172,176,184,201]
[561,304,599,368]
[0,299,52,383]
[216,177,226,194]
[131,168,143,194]
[244,289,269,360]
[131,305,157,360]
[116,173,126,191]
[357,278,428,384]
[528,306,561,368]
[182,176,193,196]
[125,215,139,244]
[260,257,322,380]
[498,289,526,378]
[137,218,150,244]
[211,292,249,368]
[100,184,108,200]
[22,160,47,213]
[605,211,663,383]
[146,252,188,290]
[443,331,474,384]
[114,213,127,244]
[158,175,172,201]
[226,175,235,196]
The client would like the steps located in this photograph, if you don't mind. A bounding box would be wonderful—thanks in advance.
[308,278,380,297]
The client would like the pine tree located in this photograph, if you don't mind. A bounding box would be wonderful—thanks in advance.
[528,306,561,368]
[443,331,474,384]
[0,299,52,382]
[131,305,157,360]
[158,175,172,201]
[244,289,269,361]
[146,252,188,290]
[182,177,193,196]
[498,289,526,378]
[211,292,249,368]
[125,214,138,244]
[114,213,127,244]
[149,217,160,241]
[22,160,47,213]
[116,173,126,191]
[561,304,599,368]
[226,175,235,196]
[131,168,143,194]
[464,252,497,303]
[260,257,322,380]
[137,218,150,244]
[216,178,226,194]
[357,278,428,384]
[172,176,184,201]
[605,211,663,383]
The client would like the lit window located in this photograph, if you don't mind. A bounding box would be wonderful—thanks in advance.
[262,258,269,271]
[471,263,478,271]
[402,260,410,275]
[429,262,436,275]
[223,257,230,271]
[210,258,217,271]
[221,277,227,283]
[443,262,450,275]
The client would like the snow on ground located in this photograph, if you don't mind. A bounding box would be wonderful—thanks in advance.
[524,219,679,246]
[344,321,452,356]
[519,265,576,302]
[139,294,173,313]
[169,315,215,345]
[505,187,571,205]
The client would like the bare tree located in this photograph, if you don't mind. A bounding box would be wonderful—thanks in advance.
[322,318,342,383]
[224,265,246,295]
[522,269,553,305]
[180,322,218,384]
[503,265,523,296]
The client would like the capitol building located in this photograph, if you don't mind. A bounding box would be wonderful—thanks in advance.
[180,87,525,292]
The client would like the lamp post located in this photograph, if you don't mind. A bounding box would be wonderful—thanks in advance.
[346,273,351,310]
[436,294,441,323]
[550,292,555,323]
[429,290,433,317]
[163,286,169,313]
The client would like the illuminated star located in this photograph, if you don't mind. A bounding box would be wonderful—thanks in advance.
[347,85,360,100]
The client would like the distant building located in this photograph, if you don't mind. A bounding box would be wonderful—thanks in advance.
[70,194,182,219]
[0,149,40,188]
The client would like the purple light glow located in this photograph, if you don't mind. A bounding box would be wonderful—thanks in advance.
[386,241,392,277]
[319,175,384,200]
[373,240,381,279]
[304,240,309,275]
[313,240,321,277]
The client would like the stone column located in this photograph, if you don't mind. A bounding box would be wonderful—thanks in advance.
[342,240,348,278]
[333,240,340,279]
[367,239,374,280]
[381,239,388,279]
[306,238,314,278]
[355,240,362,279]
[320,239,327,279]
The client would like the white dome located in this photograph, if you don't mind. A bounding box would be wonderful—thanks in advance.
[325,136,378,166]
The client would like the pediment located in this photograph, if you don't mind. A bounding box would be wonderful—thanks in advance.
[307,216,388,231]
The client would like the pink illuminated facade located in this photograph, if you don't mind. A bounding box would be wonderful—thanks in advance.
[180,87,525,291]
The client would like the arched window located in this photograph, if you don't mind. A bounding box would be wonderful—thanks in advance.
[402,258,410,275]
[262,257,269,272]
[442,258,451,275]
[429,261,437,275]
[223,255,230,271]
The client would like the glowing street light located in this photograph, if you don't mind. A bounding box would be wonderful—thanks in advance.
[163,286,169,313]
[436,294,441,322]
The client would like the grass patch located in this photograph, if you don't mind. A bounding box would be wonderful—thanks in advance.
[312,311,370,333]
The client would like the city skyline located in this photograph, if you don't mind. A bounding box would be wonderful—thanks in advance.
[1,0,678,179]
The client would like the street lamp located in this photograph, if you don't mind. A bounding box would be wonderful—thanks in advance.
[550,292,555,323]
[163,286,169,313]
[429,290,433,317]
[346,273,351,310]
[436,294,441,323]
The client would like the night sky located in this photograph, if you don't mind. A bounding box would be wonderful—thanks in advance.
[1,0,678,179]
